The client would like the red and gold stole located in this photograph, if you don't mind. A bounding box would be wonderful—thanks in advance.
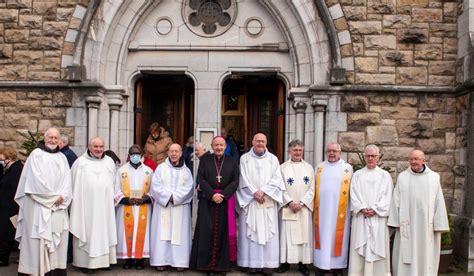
[313,162,351,256]
[121,168,151,258]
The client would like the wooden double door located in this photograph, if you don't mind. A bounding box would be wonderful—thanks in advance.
[134,74,285,161]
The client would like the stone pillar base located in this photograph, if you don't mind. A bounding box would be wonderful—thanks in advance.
[454,215,474,272]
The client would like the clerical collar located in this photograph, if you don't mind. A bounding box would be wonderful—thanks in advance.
[87,149,105,159]
[37,141,60,153]
[169,157,184,168]
[215,154,224,160]
[291,159,302,162]
[130,162,142,169]
[415,165,426,174]
[252,148,266,156]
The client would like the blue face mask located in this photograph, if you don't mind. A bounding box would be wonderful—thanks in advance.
[130,154,141,165]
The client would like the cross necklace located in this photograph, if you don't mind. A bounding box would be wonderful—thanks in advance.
[214,155,225,184]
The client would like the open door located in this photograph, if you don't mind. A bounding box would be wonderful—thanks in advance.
[222,75,285,162]
[135,74,194,147]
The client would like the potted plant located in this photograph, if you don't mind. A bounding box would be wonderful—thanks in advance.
[439,215,454,273]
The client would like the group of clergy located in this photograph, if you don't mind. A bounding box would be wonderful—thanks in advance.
[12,126,449,276]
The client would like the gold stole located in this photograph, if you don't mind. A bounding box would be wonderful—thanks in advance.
[313,162,351,256]
[121,167,150,258]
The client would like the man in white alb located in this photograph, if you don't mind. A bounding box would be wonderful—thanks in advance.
[348,144,392,276]
[70,137,117,273]
[15,127,72,276]
[237,132,284,275]
[313,142,353,276]
[278,139,314,275]
[388,149,449,276]
[149,143,194,271]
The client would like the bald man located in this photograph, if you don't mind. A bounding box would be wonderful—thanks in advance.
[236,133,285,275]
[190,136,239,272]
[150,144,194,271]
[15,127,72,275]
[388,149,449,276]
[70,137,117,273]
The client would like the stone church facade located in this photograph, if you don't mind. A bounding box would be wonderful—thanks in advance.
[0,0,473,271]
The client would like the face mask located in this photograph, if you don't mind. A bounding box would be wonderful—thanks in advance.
[130,154,141,165]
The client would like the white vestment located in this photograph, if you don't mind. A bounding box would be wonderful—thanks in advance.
[348,166,393,276]
[70,152,117,269]
[313,159,353,270]
[15,148,72,275]
[279,159,314,264]
[149,159,194,268]
[237,149,284,268]
[114,163,153,259]
[387,165,449,276]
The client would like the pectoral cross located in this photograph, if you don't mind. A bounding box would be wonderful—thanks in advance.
[216,174,222,183]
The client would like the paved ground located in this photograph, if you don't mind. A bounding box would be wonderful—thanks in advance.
[1,251,473,275]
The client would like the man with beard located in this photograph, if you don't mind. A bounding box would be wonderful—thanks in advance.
[15,127,72,275]
[190,136,239,273]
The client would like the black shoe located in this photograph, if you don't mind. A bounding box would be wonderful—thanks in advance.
[0,260,8,267]
[122,259,134,269]
[135,259,144,270]
[80,268,94,274]
[277,263,290,273]
[317,269,331,276]
[99,267,112,271]
[262,268,274,276]
[332,269,343,276]
[297,263,309,275]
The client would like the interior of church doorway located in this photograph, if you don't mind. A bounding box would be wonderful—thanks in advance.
[221,75,286,162]
[134,74,194,148]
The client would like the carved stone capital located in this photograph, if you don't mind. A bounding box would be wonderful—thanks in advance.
[85,95,102,109]
[292,101,307,113]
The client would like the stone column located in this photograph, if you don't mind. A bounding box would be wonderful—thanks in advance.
[85,95,102,141]
[292,101,307,142]
[312,99,327,165]
[108,94,123,154]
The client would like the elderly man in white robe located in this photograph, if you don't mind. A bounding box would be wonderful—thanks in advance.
[313,142,353,276]
[150,143,194,271]
[114,144,153,270]
[348,145,392,276]
[15,127,72,276]
[388,149,449,276]
[278,139,314,276]
[237,132,284,275]
[70,137,117,274]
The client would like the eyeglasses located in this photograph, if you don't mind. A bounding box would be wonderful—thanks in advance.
[364,155,378,158]
[326,150,340,153]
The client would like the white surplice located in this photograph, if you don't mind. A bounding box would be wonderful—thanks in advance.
[15,148,72,275]
[237,148,284,268]
[149,158,194,268]
[348,166,393,276]
[70,152,117,269]
[387,165,449,276]
[114,163,153,259]
[313,159,353,270]
[279,159,314,264]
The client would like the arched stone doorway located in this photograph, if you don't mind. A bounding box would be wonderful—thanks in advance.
[134,74,195,147]
[222,75,286,162]
[69,0,334,164]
